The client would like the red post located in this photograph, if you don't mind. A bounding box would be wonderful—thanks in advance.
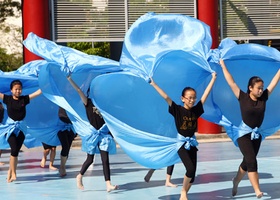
[22,0,50,63]
[197,0,222,134]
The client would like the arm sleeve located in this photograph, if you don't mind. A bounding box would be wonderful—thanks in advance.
[194,101,204,117]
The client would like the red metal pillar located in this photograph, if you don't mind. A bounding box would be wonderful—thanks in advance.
[22,0,50,63]
[197,0,222,134]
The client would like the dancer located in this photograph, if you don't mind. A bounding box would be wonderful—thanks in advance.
[57,107,76,177]
[0,80,42,182]
[219,59,280,198]
[67,75,118,192]
[144,165,177,187]
[40,142,57,170]
[150,72,216,200]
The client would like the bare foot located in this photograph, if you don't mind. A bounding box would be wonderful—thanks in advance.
[59,168,66,177]
[256,192,263,198]
[49,165,58,171]
[6,170,11,182]
[7,172,16,183]
[107,185,118,192]
[7,177,16,183]
[232,177,238,196]
[40,157,46,168]
[179,192,188,200]
[76,174,84,190]
[165,181,178,188]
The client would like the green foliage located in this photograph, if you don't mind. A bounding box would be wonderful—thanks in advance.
[0,0,22,72]
[0,47,23,72]
[67,42,110,58]
[0,0,21,24]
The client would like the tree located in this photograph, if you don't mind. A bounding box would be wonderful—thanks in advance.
[0,47,22,71]
[67,42,110,58]
[0,0,22,71]
[0,0,21,24]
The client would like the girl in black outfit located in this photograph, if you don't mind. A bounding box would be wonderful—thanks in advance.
[150,72,216,200]
[57,107,76,177]
[67,76,117,192]
[220,59,280,198]
[0,80,42,182]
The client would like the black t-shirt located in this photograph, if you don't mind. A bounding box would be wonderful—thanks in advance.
[3,95,30,121]
[58,107,72,124]
[169,101,204,138]
[238,89,268,128]
[0,102,4,123]
[85,99,105,130]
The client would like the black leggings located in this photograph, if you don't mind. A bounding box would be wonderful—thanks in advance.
[80,150,111,181]
[167,165,174,175]
[7,132,25,157]
[57,129,75,157]
[177,145,197,183]
[42,142,56,150]
[237,133,262,172]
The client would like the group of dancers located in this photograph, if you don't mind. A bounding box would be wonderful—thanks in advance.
[0,74,118,192]
[0,58,280,200]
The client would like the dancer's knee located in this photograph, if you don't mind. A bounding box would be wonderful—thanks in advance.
[10,150,19,157]
[185,168,196,182]
[247,161,258,172]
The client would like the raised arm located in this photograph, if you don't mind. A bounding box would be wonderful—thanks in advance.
[29,89,42,100]
[67,76,87,105]
[150,78,172,106]
[266,68,280,96]
[219,59,240,98]
[200,72,217,105]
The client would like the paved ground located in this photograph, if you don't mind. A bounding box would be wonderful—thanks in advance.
[0,132,280,200]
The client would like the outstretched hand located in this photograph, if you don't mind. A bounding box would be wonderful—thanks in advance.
[212,72,217,79]
[149,77,154,85]
[219,59,225,67]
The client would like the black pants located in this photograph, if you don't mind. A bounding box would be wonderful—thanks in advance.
[57,130,75,157]
[42,142,56,150]
[7,132,25,157]
[177,145,197,183]
[237,133,262,172]
[80,150,111,181]
[166,165,174,175]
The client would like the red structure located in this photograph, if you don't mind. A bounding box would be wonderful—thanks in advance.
[22,0,50,63]
[197,0,222,134]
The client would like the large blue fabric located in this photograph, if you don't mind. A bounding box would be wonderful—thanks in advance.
[24,33,120,154]
[89,13,216,168]
[37,62,117,154]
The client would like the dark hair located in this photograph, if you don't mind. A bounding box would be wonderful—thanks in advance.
[181,87,196,96]
[247,76,263,93]
[10,80,22,90]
